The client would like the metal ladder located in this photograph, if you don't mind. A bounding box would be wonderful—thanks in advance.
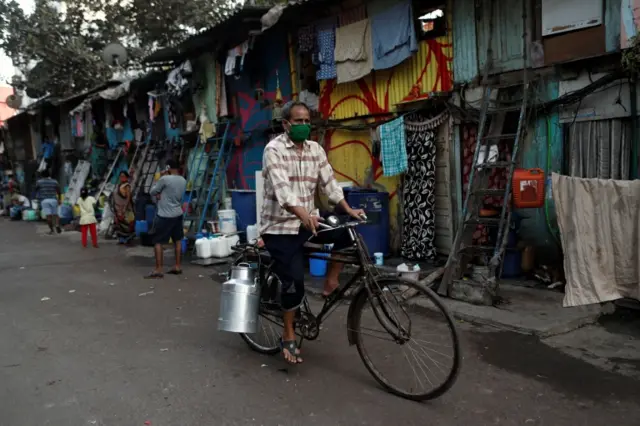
[183,121,232,235]
[438,0,531,304]
[131,140,163,201]
[95,146,124,199]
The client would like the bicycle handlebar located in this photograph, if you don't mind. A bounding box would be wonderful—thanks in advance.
[317,214,368,231]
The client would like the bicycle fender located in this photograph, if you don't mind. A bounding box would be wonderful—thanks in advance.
[346,286,368,346]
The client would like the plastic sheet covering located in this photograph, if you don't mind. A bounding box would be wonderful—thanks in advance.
[552,173,640,306]
[567,119,631,179]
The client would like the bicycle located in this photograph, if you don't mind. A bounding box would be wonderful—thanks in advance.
[229,216,461,401]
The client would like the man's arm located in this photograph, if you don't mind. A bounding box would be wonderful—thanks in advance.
[149,177,164,197]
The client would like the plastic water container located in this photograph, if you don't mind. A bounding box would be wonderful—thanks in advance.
[501,250,523,278]
[397,263,421,282]
[512,168,545,208]
[229,190,257,241]
[135,220,148,237]
[181,238,188,254]
[373,252,384,266]
[246,224,259,243]
[31,200,39,211]
[195,237,212,259]
[309,253,330,277]
[218,209,237,234]
[145,205,157,227]
[211,237,231,258]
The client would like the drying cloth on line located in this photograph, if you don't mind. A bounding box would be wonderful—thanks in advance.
[552,173,640,307]
[316,19,337,80]
[379,116,408,176]
[334,19,373,84]
[298,25,316,52]
[370,0,418,70]
[225,41,249,76]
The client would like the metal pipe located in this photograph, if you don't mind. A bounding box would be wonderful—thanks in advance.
[630,77,638,179]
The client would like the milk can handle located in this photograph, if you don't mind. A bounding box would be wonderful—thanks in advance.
[236,262,251,267]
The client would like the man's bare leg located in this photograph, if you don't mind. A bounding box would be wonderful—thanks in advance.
[174,241,182,271]
[282,310,302,363]
[154,244,164,273]
[323,261,344,296]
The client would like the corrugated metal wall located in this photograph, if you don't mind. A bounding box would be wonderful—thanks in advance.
[323,34,453,120]
[567,119,631,179]
[453,0,478,83]
[477,0,525,73]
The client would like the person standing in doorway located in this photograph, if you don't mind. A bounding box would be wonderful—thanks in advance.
[76,188,98,248]
[36,170,61,235]
[145,159,186,279]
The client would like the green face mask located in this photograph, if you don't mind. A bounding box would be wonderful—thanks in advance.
[287,123,311,142]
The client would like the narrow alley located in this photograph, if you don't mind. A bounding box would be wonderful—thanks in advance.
[1,220,638,426]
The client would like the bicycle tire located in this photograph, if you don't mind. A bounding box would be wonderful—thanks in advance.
[351,277,461,401]
[229,252,283,355]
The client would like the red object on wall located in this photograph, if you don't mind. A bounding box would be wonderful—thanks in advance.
[512,168,545,208]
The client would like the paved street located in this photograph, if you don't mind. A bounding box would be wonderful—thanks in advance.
[1,219,639,426]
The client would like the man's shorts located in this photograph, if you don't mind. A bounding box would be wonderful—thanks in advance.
[151,215,184,245]
[41,198,58,216]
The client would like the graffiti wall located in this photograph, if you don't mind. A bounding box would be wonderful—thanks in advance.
[318,36,453,247]
[226,31,293,190]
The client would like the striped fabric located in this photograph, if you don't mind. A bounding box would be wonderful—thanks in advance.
[260,134,344,235]
[36,178,59,201]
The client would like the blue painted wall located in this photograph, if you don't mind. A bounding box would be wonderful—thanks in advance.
[226,30,293,190]
[453,0,478,83]
[518,81,563,252]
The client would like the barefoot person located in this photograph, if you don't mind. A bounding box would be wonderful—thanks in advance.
[36,170,61,234]
[260,101,364,364]
[145,159,186,279]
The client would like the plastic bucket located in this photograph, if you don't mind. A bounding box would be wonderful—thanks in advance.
[181,237,188,254]
[309,252,330,277]
[501,250,523,278]
[218,209,237,234]
[135,220,149,237]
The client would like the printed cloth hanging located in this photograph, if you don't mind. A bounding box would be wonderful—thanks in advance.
[334,18,373,84]
[316,19,337,80]
[379,116,408,176]
[370,0,418,70]
[225,41,249,76]
[401,116,438,261]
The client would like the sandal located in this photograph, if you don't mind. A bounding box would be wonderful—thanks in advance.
[167,268,183,275]
[144,271,164,279]
[280,338,303,364]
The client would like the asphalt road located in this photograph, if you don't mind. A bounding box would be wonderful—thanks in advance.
[0,220,638,426]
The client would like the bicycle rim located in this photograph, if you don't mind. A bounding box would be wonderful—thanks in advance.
[352,278,461,401]
[240,307,284,354]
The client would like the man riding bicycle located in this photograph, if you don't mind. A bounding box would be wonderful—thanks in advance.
[260,100,365,365]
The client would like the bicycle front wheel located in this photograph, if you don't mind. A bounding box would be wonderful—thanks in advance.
[351,277,461,401]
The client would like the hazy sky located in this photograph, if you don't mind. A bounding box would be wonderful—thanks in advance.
[0,0,35,82]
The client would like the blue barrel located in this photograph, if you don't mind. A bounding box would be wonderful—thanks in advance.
[343,188,390,256]
[145,205,156,227]
[501,250,523,278]
[135,220,149,237]
[230,190,257,241]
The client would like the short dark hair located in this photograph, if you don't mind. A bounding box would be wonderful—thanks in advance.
[119,170,130,178]
[41,170,50,178]
[166,159,180,170]
[282,101,310,121]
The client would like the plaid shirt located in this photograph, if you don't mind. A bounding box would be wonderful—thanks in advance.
[260,134,344,235]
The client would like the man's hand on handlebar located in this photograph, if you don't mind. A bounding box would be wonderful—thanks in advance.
[347,207,367,222]
[301,213,321,235]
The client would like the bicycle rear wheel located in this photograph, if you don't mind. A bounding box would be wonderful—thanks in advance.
[350,277,461,401]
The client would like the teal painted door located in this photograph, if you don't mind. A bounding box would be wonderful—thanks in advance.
[476,0,525,73]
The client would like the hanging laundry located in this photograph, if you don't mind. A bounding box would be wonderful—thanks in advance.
[370,0,418,70]
[219,68,229,117]
[316,19,337,80]
[334,19,373,84]
[379,116,408,176]
[298,26,316,52]
[225,41,249,76]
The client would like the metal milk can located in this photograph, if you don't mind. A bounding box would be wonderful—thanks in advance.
[218,263,261,334]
